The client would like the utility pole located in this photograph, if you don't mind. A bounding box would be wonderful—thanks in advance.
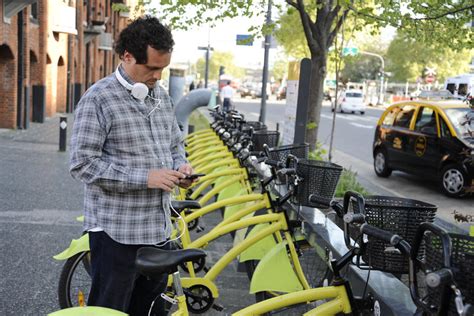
[198,27,213,89]
[198,45,213,89]
[259,0,272,123]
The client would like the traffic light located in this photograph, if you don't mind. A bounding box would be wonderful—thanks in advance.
[219,66,225,76]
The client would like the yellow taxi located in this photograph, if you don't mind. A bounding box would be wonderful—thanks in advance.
[373,100,474,197]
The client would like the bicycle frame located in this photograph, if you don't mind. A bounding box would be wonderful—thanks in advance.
[233,285,352,315]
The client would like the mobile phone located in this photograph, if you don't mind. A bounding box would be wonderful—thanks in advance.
[185,173,205,180]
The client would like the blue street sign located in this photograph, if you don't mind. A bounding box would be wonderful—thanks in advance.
[342,47,359,56]
[236,34,253,46]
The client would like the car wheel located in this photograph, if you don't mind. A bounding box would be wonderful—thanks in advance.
[360,111,365,115]
[439,164,468,197]
[374,148,392,177]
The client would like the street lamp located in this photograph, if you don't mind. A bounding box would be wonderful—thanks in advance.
[360,51,385,105]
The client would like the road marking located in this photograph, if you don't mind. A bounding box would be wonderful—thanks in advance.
[350,123,374,129]
[321,113,378,123]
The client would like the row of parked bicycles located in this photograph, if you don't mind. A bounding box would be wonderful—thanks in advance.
[50,107,473,315]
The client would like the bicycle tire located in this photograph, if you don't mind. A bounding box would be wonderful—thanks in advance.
[58,251,92,308]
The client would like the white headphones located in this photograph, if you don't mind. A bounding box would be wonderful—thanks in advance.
[115,65,149,101]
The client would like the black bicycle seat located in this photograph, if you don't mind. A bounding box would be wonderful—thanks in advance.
[136,247,206,277]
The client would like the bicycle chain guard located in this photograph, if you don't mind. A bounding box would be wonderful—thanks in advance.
[184,284,214,314]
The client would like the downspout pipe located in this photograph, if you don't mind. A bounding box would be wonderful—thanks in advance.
[174,88,212,135]
[17,10,24,129]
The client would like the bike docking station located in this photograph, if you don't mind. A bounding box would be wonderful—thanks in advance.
[250,157,418,316]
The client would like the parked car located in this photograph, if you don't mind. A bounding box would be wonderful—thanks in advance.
[373,100,474,197]
[277,86,287,100]
[333,90,366,114]
[238,82,258,99]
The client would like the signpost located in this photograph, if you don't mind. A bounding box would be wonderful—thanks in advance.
[198,45,214,88]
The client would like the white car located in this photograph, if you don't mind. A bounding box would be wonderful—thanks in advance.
[333,90,366,114]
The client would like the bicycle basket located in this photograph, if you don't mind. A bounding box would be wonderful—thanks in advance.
[295,159,343,209]
[423,232,474,314]
[242,121,267,135]
[267,143,309,165]
[360,196,437,273]
[251,130,280,152]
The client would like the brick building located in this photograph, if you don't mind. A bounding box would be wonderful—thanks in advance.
[0,0,137,129]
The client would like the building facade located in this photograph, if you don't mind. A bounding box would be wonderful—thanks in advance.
[0,0,137,129]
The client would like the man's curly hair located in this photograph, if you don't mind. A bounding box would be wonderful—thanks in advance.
[115,16,174,64]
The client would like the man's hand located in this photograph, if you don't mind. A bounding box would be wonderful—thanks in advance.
[147,169,185,192]
[177,164,196,188]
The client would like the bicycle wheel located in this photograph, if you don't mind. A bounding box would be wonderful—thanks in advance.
[58,251,92,308]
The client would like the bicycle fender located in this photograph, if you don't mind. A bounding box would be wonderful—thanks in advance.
[249,241,303,294]
[180,277,219,298]
[53,234,90,261]
[48,306,127,316]
[238,223,277,262]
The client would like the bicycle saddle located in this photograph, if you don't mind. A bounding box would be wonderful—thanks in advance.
[171,200,201,211]
[136,247,206,277]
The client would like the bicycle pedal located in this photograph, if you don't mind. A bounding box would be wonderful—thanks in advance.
[196,226,206,233]
[212,303,224,311]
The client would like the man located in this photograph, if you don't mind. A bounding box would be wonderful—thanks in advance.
[70,16,194,315]
[220,80,234,112]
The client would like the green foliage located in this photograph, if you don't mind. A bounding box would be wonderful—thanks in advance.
[271,57,289,82]
[385,31,472,83]
[308,143,327,161]
[111,3,130,13]
[306,121,317,130]
[334,168,369,198]
[194,51,245,81]
[274,8,310,59]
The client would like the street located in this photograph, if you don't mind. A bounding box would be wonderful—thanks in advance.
[233,97,473,231]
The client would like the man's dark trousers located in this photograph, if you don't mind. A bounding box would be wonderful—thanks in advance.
[223,98,231,112]
[88,231,170,316]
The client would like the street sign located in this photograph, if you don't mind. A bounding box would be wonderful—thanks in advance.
[236,34,253,46]
[342,47,359,56]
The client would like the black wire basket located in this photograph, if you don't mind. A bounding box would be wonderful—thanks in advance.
[295,159,343,209]
[360,196,437,274]
[251,130,280,152]
[242,121,267,135]
[423,232,474,315]
[267,143,309,164]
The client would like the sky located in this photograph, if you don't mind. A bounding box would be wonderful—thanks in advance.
[171,16,280,70]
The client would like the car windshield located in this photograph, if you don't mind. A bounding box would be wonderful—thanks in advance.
[346,92,363,98]
[444,108,474,139]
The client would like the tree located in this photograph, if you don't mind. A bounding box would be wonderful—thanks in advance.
[135,0,473,150]
[385,31,472,83]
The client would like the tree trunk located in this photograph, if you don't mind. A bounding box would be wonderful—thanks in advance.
[305,54,327,151]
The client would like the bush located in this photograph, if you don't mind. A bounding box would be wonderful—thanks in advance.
[334,168,369,197]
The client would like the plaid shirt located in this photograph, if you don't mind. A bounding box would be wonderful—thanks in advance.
[70,66,187,245]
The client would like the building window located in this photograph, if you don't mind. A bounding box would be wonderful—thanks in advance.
[30,2,39,23]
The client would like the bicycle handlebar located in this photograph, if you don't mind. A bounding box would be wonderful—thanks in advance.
[426,268,453,288]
